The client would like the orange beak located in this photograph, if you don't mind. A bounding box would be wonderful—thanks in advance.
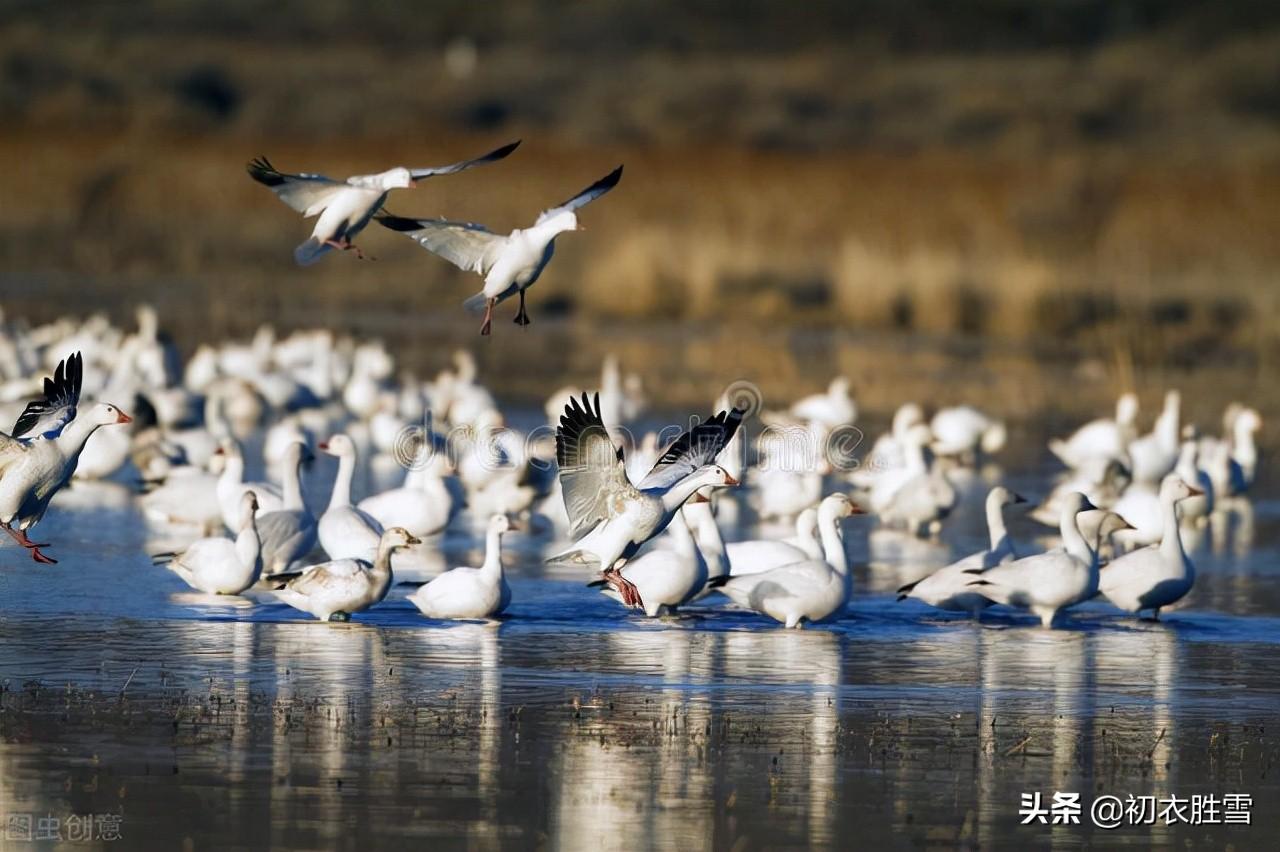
[318,441,330,451]
[724,473,740,487]
[1187,486,1204,497]
[849,503,866,515]
[116,411,132,425]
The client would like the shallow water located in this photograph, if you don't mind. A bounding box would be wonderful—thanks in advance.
[1,438,1277,849]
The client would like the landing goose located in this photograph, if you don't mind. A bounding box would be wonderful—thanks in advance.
[548,392,742,610]
[274,527,419,621]
[317,433,384,561]
[591,510,706,617]
[377,165,623,335]
[965,492,1098,627]
[711,495,863,628]
[160,491,263,595]
[408,515,513,620]
[896,486,1025,612]
[1099,477,1199,618]
[247,141,520,265]
[0,353,132,562]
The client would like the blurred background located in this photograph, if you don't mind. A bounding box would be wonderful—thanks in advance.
[1,0,1278,417]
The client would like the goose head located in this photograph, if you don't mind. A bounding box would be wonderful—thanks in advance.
[487,514,514,536]
[319,433,356,459]
[1160,476,1203,503]
[818,493,864,522]
[1234,407,1262,438]
[687,464,740,492]
[1065,491,1098,515]
[1116,393,1139,427]
[980,421,1008,454]
[89,401,132,427]
[380,526,422,551]
[989,486,1028,508]
[238,490,259,529]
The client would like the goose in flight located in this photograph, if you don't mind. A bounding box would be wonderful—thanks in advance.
[548,392,741,609]
[247,140,521,266]
[0,352,132,562]
[377,165,623,335]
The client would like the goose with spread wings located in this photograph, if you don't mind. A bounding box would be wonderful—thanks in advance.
[0,352,132,563]
[377,165,623,335]
[247,140,520,266]
[549,392,742,609]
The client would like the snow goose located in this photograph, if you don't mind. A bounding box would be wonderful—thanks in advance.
[1100,477,1200,618]
[964,492,1099,628]
[247,141,520,265]
[710,495,863,628]
[849,402,925,489]
[590,510,706,616]
[377,165,623,335]
[872,425,956,534]
[160,491,263,595]
[896,486,1025,612]
[1203,406,1261,497]
[408,514,513,620]
[548,393,742,609]
[1029,457,1130,527]
[317,433,384,561]
[256,441,318,577]
[1127,390,1180,484]
[677,496,730,593]
[1049,392,1139,470]
[215,438,283,529]
[274,527,420,621]
[0,353,132,562]
[358,451,458,538]
[788,377,856,428]
[929,406,1006,461]
[727,495,848,578]
[1172,427,1213,526]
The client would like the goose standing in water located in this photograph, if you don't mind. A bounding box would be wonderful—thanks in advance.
[727,495,848,577]
[1100,477,1200,619]
[1049,393,1139,470]
[965,492,1099,628]
[317,433,384,561]
[246,141,520,265]
[256,441,318,577]
[160,491,263,595]
[408,515,513,620]
[711,495,863,628]
[274,526,419,621]
[0,353,132,563]
[377,165,622,335]
[549,392,742,610]
[897,486,1025,613]
[215,438,283,529]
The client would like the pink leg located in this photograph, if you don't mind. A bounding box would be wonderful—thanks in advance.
[2,522,48,549]
[30,547,56,564]
[479,298,495,336]
[604,566,644,610]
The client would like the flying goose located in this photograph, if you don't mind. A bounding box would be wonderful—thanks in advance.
[247,140,520,265]
[548,392,742,609]
[377,165,623,335]
[0,353,132,562]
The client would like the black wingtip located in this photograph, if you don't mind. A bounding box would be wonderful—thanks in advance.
[961,568,984,575]
[896,594,909,602]
[896,580,919,595]
[586,579,608,589]
[707,575,731,589]
[491,139,521,160]
[376,213,425,233]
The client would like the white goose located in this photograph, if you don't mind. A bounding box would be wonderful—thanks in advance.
[789,377,856,428]
[0,353,132,562]
[1100,477,1199,618]
[849,401,925,490]
[548,393,742,610]
[161,491,263,595]
[1173,427,1214,526]
[711,495,862,628]
[929,406,1006,460]
[215,438,283,530]
[256,441,319,577]
[1049,392,1138,470]
[591,510,706,617]
[896,486,1025,613]
[408,515,513,620]
[274,527,420,621]
[871,424,956,534]
[964,492,1098,628]
[727,496,847,577]
[358,451,458,538]
[247,141,520,265]
[377,166,623,335]
[1127,390,1180,484]
[317,433,384,561]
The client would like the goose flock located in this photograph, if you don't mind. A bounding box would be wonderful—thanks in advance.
[0,301,1263,630]
[0,145,1265,630]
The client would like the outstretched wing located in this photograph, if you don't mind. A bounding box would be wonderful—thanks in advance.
[409,140,521,180]
[13,351,83,440]
[535,165,623,225]
[247,157,348,217]
[637,406,743,491]
[375,215,507,274]
[556,392,633,540]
